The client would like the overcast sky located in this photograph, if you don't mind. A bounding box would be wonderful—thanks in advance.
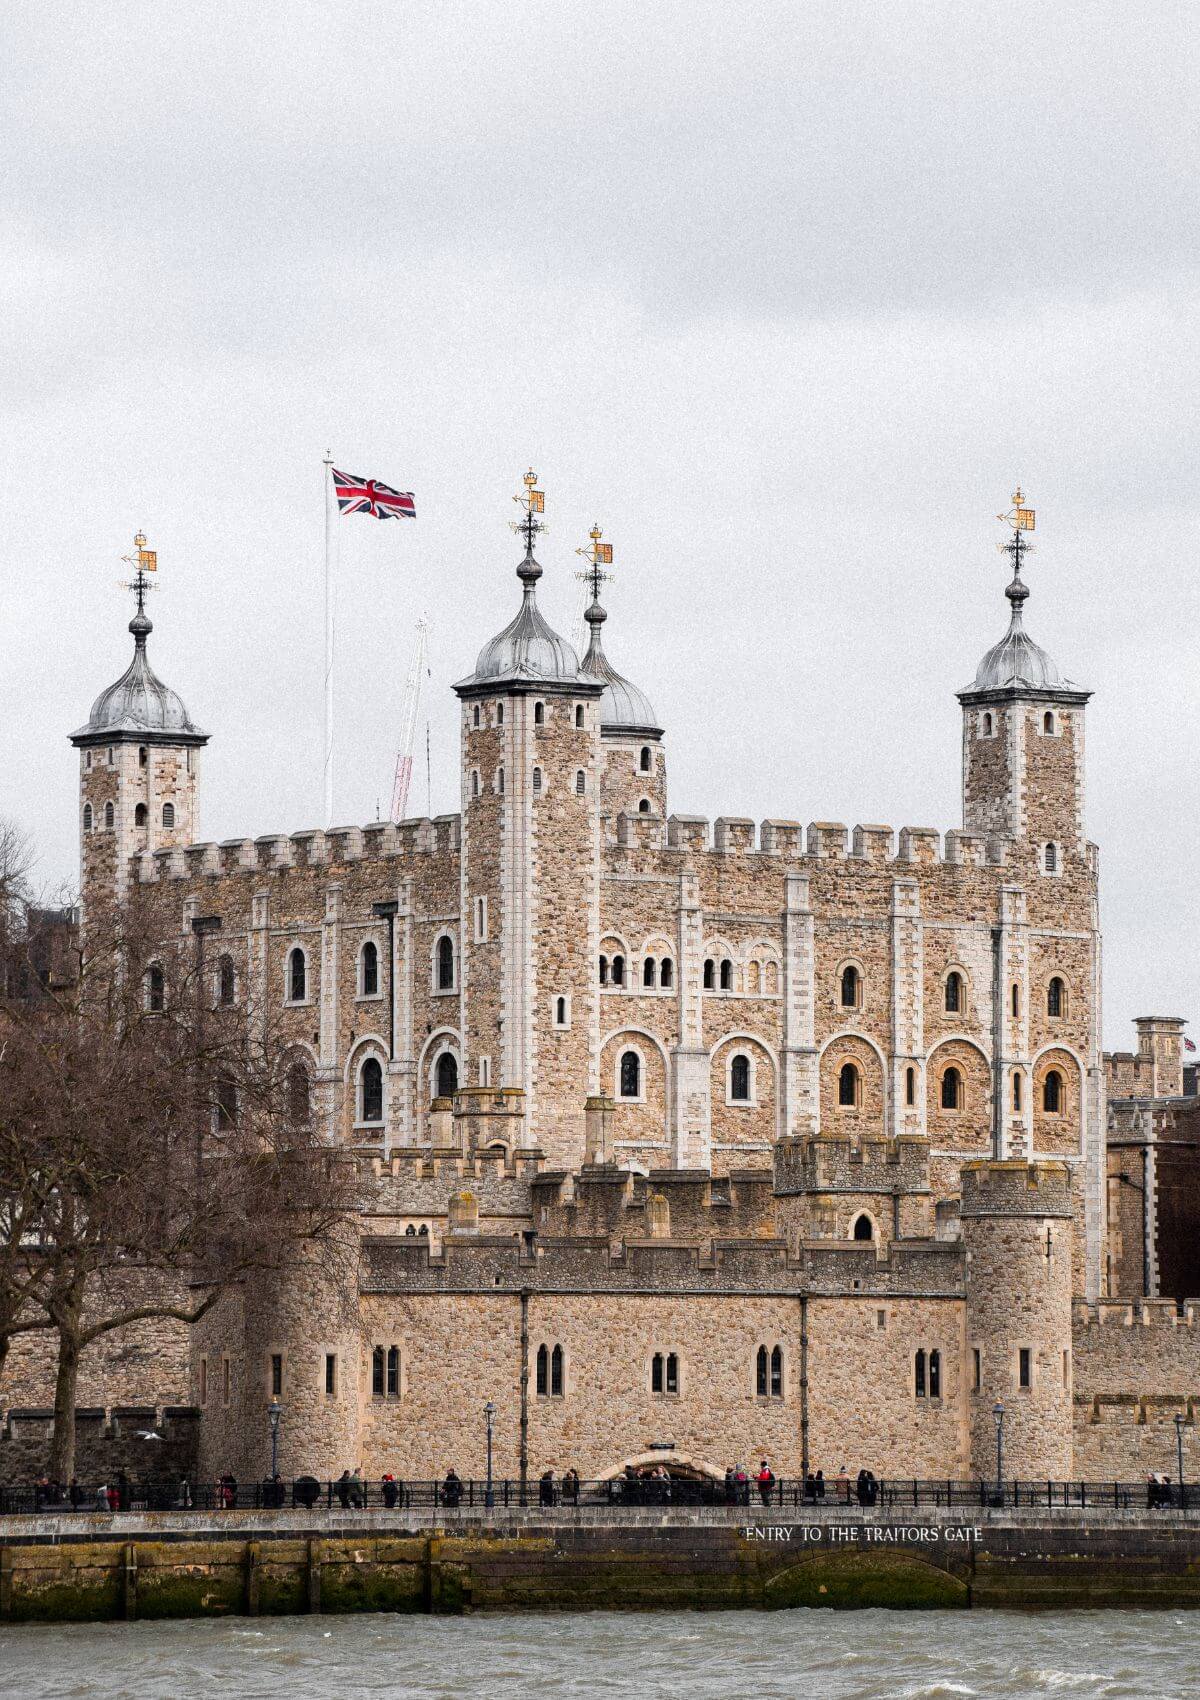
[1,2,1196,1049]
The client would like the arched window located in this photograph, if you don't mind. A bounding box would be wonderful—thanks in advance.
[1043,1070,1062,1113]
[1012,984,1020,1018]
[496,702,504,725]
[534,701,545,725]
[575,770,585,795]
[651,1352,664,1393]
[915,1349,927,1398]
[372,1345,385,1395]
[217,955,236,1007]
[535,1343,564,1396]
[435,1052,459,1100]
[703,958,715,990]
[82,803,93,832]
[214,1073,238,1131]
[940,1066,962,1110]
[138,746,148,767]
[360,940,379,997]
[770,1344,783,1397]
[651,1352,679,1395]
[838,1062,859,1107]
[551,1343,564,1396]
[929,1349,941,1398]
[387,1345,399,1396]
[1044,842,1058,873]
[104,801,114,830]
[640,746,652,772]
[1013,1072,1022,1111]
[638,798,651,814]
[840,964,860,1008]
[287,947,306,1003]
[982,711,993,735]
[436,934,455,991]
[1047,976,1065,1018]
[536,1343,548,1395]
[756,1343,769,1397]
[619,1050,641,1099]
[360,1057,384,1124]
[1043,710,1056,734]
[134,803,148,827]
[472,704,480,727]
[905,1066,915,1106]
[659,958,674,989]
[497,767,505,795]
[287,1062,310,1125]
[730,1054,751,1102]
[555,996,568,1027]
[162,803,175,828]
[575,704,584,728]
[945,971,963,1014]
[533,767,543,796]
[853,1213,873,1241]
[755,1345,784,1399]
[146,962,165,1013]
[471,770,480,798]
[611,954,625,987]
[643,956,656,988]
[599,954,609,986]
[719,959,733,991]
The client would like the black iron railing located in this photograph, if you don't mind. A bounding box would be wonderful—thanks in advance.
[0,1476,1193,1517]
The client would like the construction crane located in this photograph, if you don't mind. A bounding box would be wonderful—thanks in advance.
[390,617,430,822]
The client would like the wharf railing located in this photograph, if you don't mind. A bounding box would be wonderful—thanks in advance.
[1,1476,1194,1517]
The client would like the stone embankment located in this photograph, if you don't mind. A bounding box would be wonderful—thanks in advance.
[4,1504,1200,1619]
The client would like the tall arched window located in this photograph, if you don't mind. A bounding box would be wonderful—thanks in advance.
[436,934,455,991]
[575,704,584,728]
[730,1054,751,1102]
[915,1348,927,1398]
[551,1344,564,1396]
[536,1343,549,1395]
[104,801,114,830]
[532,766,543,796]
[360,940,379,997]
[1013,1072,1022,1111]
[217,955,236,1007]
[537,1344,564,1395]
[643,957,656,988]
[534,701,545,725]
[853,1213,873,1241]
[599,954,609,986]
[1044,842,1058,873]
[719,958,733,991]
[652,1352,679,1394]
[1012,984,1020,1018]
[1047,976,1065,1017]
[639,746,651,772]
[770,1344,782,1397]
[619,1050,641,1099]
[214,1074,238,1131]
[146,962,165,1013]
[756,1344,769,1397]
[660,958,674,988]
[82,803,93,832]
[1043,1070,1062,1113]
[287,1061,310,1125]
[134,803,148,827]
[840,964,860,1008]
[940,1066,962,1110]
[287,947,306,1003]
[575,769,585,795]
[162,803,175,828]
[435,1052,459,1100]
[611,954,625,987]
[945,971,963,1014]
[982,711,993,735]
[1043,710,1056,734]
[905,1066,915,1106]
[360,1057,384,1124]
[838,1062,859,1107]
[638,798,651,814]
[703,958,715,990]
[929,1348,941,1398]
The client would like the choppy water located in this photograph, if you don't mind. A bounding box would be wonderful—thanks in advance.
[2,1610,1197,1700]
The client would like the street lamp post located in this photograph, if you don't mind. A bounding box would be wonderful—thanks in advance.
[993,1401,1005,1503]
[1175,1412,1186,1509]
[484,1401,495,1510]
[268,1399,282,1484]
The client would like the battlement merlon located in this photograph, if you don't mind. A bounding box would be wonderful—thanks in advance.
[959,1159,1074,1219]
[132,815,463,882]
[773,1134,931,1196]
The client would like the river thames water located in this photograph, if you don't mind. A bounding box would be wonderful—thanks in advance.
[1,1610,1197,1699]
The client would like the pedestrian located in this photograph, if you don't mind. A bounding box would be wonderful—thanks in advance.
[381,1473,400,1510]
[756,1459,775,1506]
[96,1482,110,1512]
[724,1466,736,1506]
[69,1477,83,1512]
[442,1468,462,1509]
[335,1469,352,1509]
[106,1483,120,1513]
[855,1469,869,1507]
[735,1464,750,1507]
[815,1468,826,1502]
[539,1468,555,1507]
[222,1473,238,1510]
[178,1475,193,1510]
[836,1465,851,1504]
[349,1466,365,1509]
[804,1471,817,1504]
[34,1474,50,1511]
[562,1467,580,1505]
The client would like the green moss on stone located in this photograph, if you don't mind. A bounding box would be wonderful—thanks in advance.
[764,1551,969,1611]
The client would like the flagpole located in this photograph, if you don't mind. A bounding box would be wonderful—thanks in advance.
[323,451,335,828]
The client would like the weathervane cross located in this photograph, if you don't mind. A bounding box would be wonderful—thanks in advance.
[511,467,546,552]
[575,523,614,601]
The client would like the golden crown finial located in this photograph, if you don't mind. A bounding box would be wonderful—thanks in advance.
[997,487,1035,532]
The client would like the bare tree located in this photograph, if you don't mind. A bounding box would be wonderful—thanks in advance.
[1,880,362,1480]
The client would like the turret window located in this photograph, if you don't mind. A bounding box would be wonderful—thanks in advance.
[659,958,674,989]
[360,940,380,998]
[472,705,480,728]
[940,1066,962,1111]
[435,934,456,992]
[944,971,963,1014]
[619,1049,641,1100]
[643,956,656,988]
[838,1062,860,1107]
[1042,710,1058,735]
[286,947,307,1004]
[359,1056,384,1124]
[840,964,861,1009]
[1043,1070,1063,1114]
[1012,1072,1022,1111]
[134,803,148,827]
[435,1051,459,1099]
[534,701,545,725]
[217,955,236,1007]
[82,803,93,832]
[496,702,504,726]
[532,766,543,796]
[981,711,994,737]
[575,704,584,728]
[496,767,505,795]
[162,803,175,828]
[1012,984,1020,1018]
[553,995,571,1029]
[471,769,480,798]
[611,954,625,987]
[104,801,114,830]
[575,769,586,795]
[1042,841,1059,875]
[638,797,651,813]
[703,958,715,990]
[1047,976,1066,1018]
[639,746,652,772]
[145,962,165,1013]
[729,1053,752,1103]
[474,897,488,942]
[905,1066,915,1106]
[719,958,733,991]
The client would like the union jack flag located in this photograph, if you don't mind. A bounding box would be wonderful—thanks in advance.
[332,469,416,520]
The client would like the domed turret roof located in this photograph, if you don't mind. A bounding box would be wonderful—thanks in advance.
[71,609,207,744]
[579,595,663,737]
[959,569,1087,702]
[458,542,594,692]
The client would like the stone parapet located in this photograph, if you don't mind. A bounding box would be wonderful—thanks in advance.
[959,1159,1073,1219]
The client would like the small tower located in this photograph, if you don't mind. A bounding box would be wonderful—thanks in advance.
[957,491,1090,863]
[454,475,603,1165]
[575,526,666,824]
[70,536,208,917]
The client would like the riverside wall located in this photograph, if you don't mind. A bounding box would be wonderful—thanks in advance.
[5,1505,1200,1619]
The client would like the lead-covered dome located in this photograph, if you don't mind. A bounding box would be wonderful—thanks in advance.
[71,611,206,742]
[579,596,663,736]
[960,574,1086,700]
[471,557,583,684]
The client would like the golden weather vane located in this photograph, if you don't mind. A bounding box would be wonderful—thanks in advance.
[510,467,546,552]
[574,522,614,602]
[118,530,159,614]
[996,486,1036,580]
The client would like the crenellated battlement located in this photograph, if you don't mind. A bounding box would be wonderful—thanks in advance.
[773,1133,931,1196]
[1074,1300,1200,1329]
[960,1159,1074,1218]
[133,813,463,882]
[648,815,1014,867]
